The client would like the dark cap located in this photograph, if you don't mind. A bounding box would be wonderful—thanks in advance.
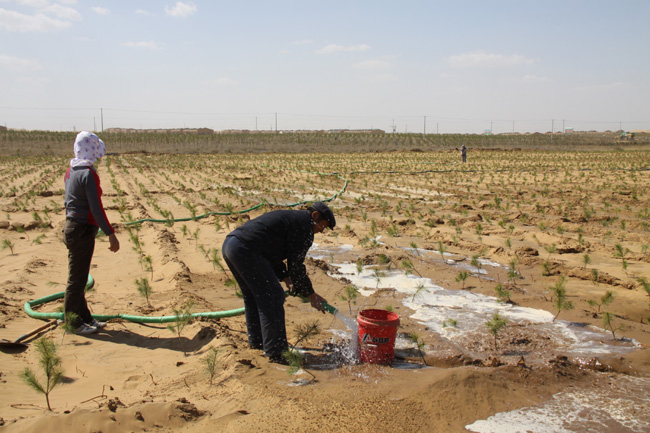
[309,201,336,229]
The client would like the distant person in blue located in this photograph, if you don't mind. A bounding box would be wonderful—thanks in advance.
[63,132,120,335]
[221,202,335,364]
[460,144,467,163]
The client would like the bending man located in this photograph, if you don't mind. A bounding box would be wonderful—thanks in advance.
[222,202,335,363]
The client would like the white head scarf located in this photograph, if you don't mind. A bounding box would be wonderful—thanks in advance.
[70,131,107,167]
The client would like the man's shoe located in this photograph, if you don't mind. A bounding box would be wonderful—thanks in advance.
[88,319,107,329]
[75,323,98,335]
[268,354,289,365]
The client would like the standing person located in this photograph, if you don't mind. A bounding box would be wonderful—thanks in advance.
[460,144,467,163]
[63,131,120,335]
[221,202,335,363]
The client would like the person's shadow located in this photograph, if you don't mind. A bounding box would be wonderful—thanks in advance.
[83,324,218,354]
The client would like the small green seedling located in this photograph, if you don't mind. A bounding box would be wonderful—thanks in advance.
[135,277,153,307]
[442,318,458,328]
[470,255,482,280]
[372,269,385,289]
[486,312,508,351]
[587,290,614,316]
[638,277,650,301]
[408,332,427,365]
[203,347,221,385]
[601,312,621,340]
[455,271,469,289]
[549,277,574,322]
[355,258,364,275]
[60,312,80,343]
[494,283,512,303]
[340,285,359,315]
[167,301,194,356]
[282,349,315,382]
[411,283,428,302]
[2,238,15,255]
[292,321,320,348]
[19,337,63,411]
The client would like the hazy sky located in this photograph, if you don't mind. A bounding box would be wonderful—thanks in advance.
[1,0,649,133]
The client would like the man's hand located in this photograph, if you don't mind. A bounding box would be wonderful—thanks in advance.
[309,293,327,313]
[283,277,295,295]
[108,233,120,252]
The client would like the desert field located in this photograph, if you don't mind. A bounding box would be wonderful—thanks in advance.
[1,145,650,432]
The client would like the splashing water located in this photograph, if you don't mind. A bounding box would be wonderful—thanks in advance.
[334,310,359,363]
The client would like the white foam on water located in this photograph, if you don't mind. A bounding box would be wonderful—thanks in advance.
[325,260,638,356]
[466,375,650,433]
[308,243,355,259]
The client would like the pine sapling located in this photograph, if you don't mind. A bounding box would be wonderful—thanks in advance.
[60,312,80,343]
[455,271,469,289]
[19,337,64,411]
[494,283,512,303]
[135,277,153,307]
[638,277,650,302]
[587,290,614,316]
[203,347,220,385]
[438,241,447,264]
[282,349,315,382]
[408,332,427,365]
[591,268,600,285]
[412,283,428,301]
[291,320,321,348]
[442,318,458,328]
[400,259,421,277]
[549,277,574,322]
[601,312,620,340]
[2,238,15,255]
[486,312,508,351]
[141,255,153,280]
[339,285,359,315]
[167,301,194,356]
[372,269,385,289]
[471,255,483,280]
[355,258,364,275]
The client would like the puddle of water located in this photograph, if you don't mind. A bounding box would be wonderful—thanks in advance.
[308,244,646,431]
[309,245,639,359]
[466,375,650,433]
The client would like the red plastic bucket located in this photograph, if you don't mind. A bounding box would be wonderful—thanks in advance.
[357,309,400,364]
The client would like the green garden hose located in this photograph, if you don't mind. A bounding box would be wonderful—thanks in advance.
[24,276,337,323]
[24,169,347,323]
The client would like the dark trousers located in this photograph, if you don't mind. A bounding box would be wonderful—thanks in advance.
[63,220,98,328]
[222,235,287,358]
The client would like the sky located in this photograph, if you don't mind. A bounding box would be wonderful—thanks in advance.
[1,0,649,133]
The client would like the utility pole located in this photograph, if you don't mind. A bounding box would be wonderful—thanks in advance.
[436,123,439,134]
[100,108,104,133]
[423,116,426,135]
[551,119,554,142]
[562,119,565,133]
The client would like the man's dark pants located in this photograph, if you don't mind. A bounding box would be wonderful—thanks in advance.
[63,220,98,328]
[222,235,288,359]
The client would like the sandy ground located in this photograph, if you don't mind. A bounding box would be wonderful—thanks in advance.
[1,150,649,433]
